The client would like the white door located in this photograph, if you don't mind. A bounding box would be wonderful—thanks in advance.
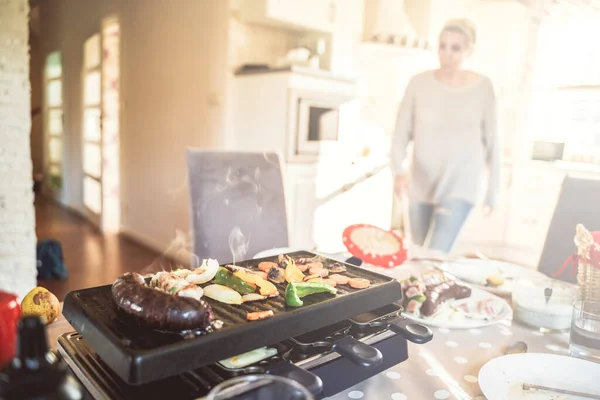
[82,33,103,221]
[81,18,121,231]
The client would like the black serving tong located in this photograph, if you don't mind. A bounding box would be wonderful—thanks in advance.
[211,342,323,397]
[288,321,383,369]
[349,303,433,344]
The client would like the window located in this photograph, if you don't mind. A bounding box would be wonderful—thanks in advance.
[44,51,63,191]
[529,6,600,164]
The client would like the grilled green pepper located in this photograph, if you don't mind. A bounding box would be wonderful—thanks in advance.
[213,267,256,295]
[285,282,337,307]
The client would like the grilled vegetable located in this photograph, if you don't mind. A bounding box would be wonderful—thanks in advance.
[306,261,324,270]
[303,273,321,282]
[219,347,278,369]
[284,258,305,283]
[214,268,256,295]
[203,284,243,305]
[285,282,337,307]
[405,294,426,314]
[267,266,286,284]
[258,261,277,273]
[486,274,504,287]
[295,257,316,265]
[185,259,220,284]
[255,271,268,280]
[328,263,347,273]
[247,310,274,321]
[226,265,268,281]
[150,271,204,301]
[233,270,278,297]
[277,254,289,268]
[307,278,323,283]
[241,293,268,302]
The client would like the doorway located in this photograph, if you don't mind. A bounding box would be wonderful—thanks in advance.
[81,17,121,232]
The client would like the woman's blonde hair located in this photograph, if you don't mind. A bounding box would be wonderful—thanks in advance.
[441,18,477,47]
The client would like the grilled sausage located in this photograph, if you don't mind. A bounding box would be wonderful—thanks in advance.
[111,272,214,331]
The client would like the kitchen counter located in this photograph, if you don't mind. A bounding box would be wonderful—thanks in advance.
[234,64,357,83]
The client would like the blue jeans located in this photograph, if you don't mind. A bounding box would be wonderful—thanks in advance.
[408,199,474,253]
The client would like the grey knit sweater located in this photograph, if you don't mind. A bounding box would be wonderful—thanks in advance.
[391,70,500,207]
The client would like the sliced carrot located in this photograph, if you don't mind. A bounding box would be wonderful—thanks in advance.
[329,274,350,285]
[246,310,274,321]
[349,278,370,289]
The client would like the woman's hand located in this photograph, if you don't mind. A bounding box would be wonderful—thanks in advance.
[483,205,493,216]
[394,175,409,198]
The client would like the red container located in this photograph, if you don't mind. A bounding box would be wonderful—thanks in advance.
[0,291,21,368]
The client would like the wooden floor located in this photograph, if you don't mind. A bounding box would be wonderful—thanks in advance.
[36,196,161,301]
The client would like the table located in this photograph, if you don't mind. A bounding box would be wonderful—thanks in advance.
[45,258,570,400]
[326,257,569,400]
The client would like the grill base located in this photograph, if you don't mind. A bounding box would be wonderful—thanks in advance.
[58,330,408,399]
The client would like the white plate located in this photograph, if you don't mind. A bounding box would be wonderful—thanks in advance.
[479,353,600,400]
[401,287,512,329]
[440,259,544,295]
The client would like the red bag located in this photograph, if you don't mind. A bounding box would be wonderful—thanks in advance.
[0,291,21,368]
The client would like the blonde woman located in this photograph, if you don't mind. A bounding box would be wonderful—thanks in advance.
[391,18,499,253]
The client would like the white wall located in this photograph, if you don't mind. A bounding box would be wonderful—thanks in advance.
[0,0,37,299]
[39,0,230,252]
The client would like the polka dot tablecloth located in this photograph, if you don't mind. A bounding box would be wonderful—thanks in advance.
[326,319,570,400]
[324,254,571,400]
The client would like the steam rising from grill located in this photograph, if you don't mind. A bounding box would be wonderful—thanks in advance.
[229,226,249,265]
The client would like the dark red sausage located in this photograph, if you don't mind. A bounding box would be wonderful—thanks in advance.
[111,272,214,331]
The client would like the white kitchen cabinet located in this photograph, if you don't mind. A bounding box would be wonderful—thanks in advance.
[313,166,393,253]
[456,162,566,267]
[285,164,394,253]
[285,164,319,250]
[504,163,565,265]
[238,0,339,34]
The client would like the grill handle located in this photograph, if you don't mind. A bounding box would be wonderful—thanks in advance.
[388,318,433,344]
[267,361,323,396]
[331,337,383,368]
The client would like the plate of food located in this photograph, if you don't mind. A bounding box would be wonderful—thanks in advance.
[439,259,544,296]
[400,270,512,329]
[479,353,600,400]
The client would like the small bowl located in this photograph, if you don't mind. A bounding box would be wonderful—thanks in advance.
[512,277,579,332]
